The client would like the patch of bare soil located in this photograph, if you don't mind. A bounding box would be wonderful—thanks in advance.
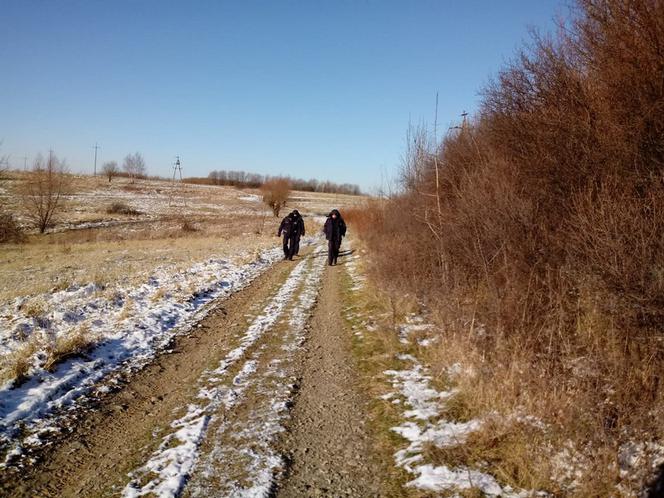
[275,263,386,497]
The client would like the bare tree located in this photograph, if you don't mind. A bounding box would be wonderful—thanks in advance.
[20,151,71,233]
[102,161,119,182]
[260,178,291,217]
[122,152,146,183]
[0,142,8,184]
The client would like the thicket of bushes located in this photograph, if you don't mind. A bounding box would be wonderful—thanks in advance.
[349,0,664,492]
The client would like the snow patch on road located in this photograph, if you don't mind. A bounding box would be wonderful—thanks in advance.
[123,251,324,498]
[188,247,326,497]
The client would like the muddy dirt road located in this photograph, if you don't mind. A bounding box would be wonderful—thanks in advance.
[1,245,387,497]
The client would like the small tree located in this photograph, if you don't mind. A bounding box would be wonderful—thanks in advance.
[20,151,71,233]
[102,161,119,182]
[260,178,291,217]
[122,152,146,183]
[0,142,8,184]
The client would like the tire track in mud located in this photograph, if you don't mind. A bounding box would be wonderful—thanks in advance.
[0,249,313,498]
[124,248,326,497]
[181,247,326,497]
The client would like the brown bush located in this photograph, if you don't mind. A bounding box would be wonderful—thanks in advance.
[106,201,141,216]
[0,212,24,244]
[351,0,664,492]
[260,178,291,216]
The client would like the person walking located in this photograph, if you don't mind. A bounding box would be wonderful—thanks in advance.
[323,209,346,266]
[291,210,305,256]
[278,210,305,260]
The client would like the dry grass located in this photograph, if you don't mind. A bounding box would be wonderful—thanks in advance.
[0,336,42,387]
[21,298,46,319]
[339,255,413,497]
[106,201,141,215]
[43,325,97,372]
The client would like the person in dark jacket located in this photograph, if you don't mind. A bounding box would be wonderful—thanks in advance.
[278,210,305,260]
[291,210,305,256]
[323,209,346,266]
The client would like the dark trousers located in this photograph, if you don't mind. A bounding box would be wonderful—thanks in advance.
[328,239,341,265]
[283,234,298,260]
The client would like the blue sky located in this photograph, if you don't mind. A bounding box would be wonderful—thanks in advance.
[1,0,565,192]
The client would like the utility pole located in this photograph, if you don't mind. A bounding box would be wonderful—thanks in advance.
[23,156,28,171]
[93,142,100,176]
[449,111,469,132]
[169,155,186,207]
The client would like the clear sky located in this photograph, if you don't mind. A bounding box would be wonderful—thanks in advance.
[1,0,565,192]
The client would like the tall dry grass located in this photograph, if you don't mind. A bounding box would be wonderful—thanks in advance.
[349,0,664,493]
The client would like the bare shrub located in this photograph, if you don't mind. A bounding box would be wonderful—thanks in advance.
[106,201,141,215]
[102,161,119,182]
[0,212,24,243]
[260,178,291,217]
[19,151,72,233]
[179,217,198,232]
[122,152,146,183]
[351,0,664,492]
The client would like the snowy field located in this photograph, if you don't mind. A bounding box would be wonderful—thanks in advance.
[0,173,362,471]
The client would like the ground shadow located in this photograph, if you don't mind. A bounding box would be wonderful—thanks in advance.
[647,465,664,498]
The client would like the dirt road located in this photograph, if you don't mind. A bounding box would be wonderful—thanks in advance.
[1,245,388,497]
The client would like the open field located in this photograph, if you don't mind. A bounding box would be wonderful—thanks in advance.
[0,173,364,301]
[0,173,364,394]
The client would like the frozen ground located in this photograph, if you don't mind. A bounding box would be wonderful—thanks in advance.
[0,242,305,467]
[343,246,533,497]
[123,249,326,497]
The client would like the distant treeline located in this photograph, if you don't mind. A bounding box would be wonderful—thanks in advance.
[183,170,362,195]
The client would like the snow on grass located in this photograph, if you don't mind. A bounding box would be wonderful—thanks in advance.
[123,250,324,498]
[344,249,365,291]
[0,246,285,467]
[385,351,532,497]
[342,245,529,496]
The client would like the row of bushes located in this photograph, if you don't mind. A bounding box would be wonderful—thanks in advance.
[184,170,362,195]
[349,0,664,493]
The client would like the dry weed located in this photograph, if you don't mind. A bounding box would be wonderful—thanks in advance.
[43,325,96,372]
[0,336,42,387]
